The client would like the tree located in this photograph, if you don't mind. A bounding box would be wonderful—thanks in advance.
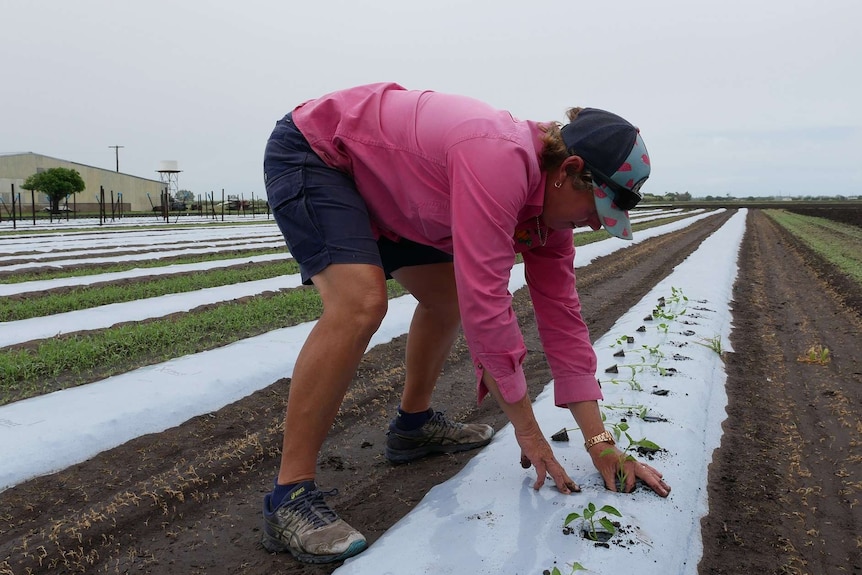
[176,189,194,202]
[22,167,86,213]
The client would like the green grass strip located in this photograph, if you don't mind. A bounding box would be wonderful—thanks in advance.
[0,247,288,284]
[765,210,862,284]
[0,281,407,405]
[1,208,707,403]
[0,261,301,321]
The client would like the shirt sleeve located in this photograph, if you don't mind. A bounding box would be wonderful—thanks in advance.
[446,136,535,405]
[523,233,603,407]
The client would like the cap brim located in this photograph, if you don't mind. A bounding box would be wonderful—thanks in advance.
[593,184,633,240]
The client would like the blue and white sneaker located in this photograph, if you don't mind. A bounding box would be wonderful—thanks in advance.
[385,410,494,463]
[261,481,367,564]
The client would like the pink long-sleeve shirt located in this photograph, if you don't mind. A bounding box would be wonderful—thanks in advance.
[292,83,601,407]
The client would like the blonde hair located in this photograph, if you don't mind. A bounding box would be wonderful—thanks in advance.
[539,107,592,188]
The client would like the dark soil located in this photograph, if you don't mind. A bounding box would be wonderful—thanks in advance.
[786,206,862,228]
[699,209,862,575]
[1,208,860,575]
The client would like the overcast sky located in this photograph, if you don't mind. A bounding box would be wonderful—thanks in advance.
[2,0,860,199]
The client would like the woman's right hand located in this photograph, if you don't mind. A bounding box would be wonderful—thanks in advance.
[480,371,579,494]
[516,425,580,494]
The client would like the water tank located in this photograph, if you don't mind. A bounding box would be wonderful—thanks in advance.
[158,160,180,173]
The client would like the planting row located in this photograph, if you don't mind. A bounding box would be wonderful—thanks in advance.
[334,210,746,575]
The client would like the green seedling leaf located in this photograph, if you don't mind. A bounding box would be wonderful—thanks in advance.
[598,517,618,535]
[634,438,662,451]
[564,512,582,526]
[599,447,616,458]
[598,505,622,517]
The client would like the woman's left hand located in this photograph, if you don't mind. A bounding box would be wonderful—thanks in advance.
[588,443,671,497]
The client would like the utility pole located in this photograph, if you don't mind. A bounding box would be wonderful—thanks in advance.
[108,145,124,172]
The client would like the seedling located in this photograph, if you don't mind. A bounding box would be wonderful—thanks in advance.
[610,334,636,348]
[639,343,665,360]
[667,286,689,305]
[602,402,648,420]
[695,334,725,358]
[601,450,637,492]
[605,356,672,391]
[546,562,588,575]
[652,287,688,321]
[602,372,643,392]
[607,421,663,456]
[564,502,622,542]
[798,344,831,365]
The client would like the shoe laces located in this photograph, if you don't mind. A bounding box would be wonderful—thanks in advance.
[428,411,457,427]
[286,487,339,528]
[426,410,460,432]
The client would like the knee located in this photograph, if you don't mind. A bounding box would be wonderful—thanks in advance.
[329,289,388,336]
[353,291,388,332]
[418,297,460,328]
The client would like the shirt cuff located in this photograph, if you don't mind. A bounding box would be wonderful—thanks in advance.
[475,361,528,405]
[553,374,604,407]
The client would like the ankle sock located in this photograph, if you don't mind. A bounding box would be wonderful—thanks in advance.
[395,407,434,431]
[272,479,315,508]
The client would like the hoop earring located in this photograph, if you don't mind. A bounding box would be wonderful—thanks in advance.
[554,180,562,189]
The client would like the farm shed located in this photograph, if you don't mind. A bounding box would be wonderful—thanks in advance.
[0,152,166,213]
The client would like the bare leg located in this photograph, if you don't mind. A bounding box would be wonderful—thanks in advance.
[277,263,388,485]
[390,263,461,413]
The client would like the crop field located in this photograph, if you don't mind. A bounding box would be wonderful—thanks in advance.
[0,206,860,575]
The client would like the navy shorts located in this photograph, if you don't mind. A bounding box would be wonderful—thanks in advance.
[263,113,453,285]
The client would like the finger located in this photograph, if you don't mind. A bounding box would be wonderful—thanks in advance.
[532,463,547,490]
[648,476,671,497]
[548,468,573,494]
[643,476,671,497]
[624,470,637,493]
[638,462,663,478]
[602,469,619,493]
[635,462,671,497]
[563,479,581,493]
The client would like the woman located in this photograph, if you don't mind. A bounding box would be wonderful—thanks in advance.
[261,82,670,564]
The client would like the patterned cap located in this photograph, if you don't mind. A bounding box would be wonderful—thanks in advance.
[561,108,651,240]
[592,134,651,239]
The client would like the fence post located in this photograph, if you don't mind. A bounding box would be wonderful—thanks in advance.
[11,184,17,229]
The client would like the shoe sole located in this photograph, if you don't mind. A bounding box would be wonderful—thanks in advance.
[385,436,493,463]
[261,531,367,564]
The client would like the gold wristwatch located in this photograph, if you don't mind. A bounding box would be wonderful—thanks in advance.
[584,430,615,451]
